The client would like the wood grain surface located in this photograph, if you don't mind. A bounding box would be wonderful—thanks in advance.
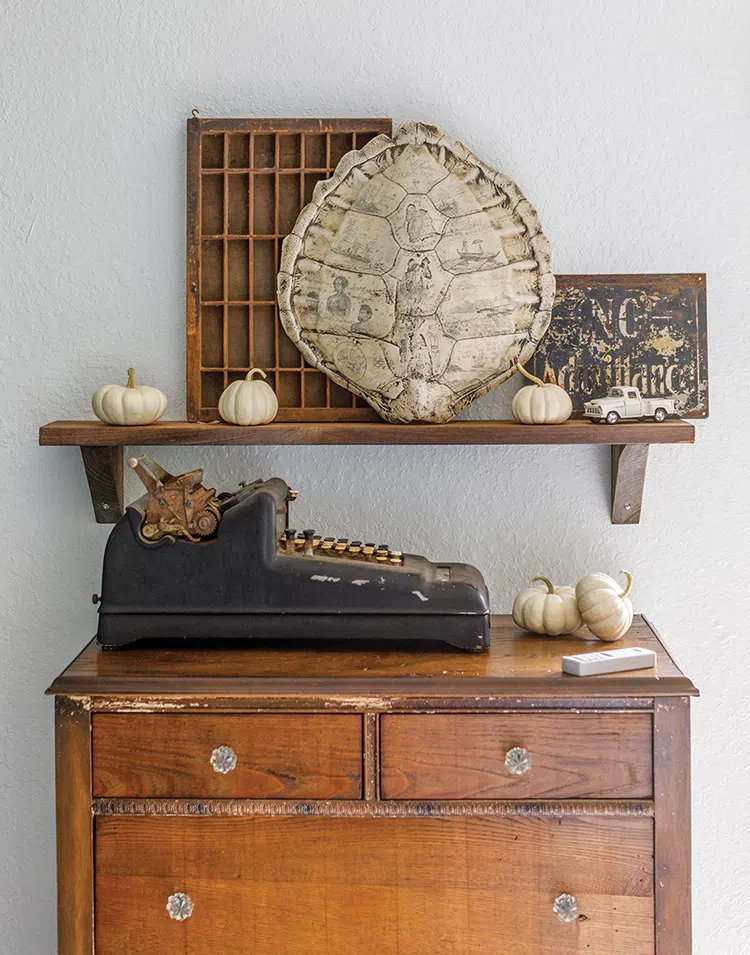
[51,619,693,952]
[40,417,695,446]
[611,443,649,524]
[654,698,692,954]
[381,713,653,799]
[55,697,94,955]
[95,814,655,955]
[194,118,394,133]
[185,115,201,421]
[80,445,123,523]
[185,117,392,423]
[47,615,697,699]
[92,713,362,798]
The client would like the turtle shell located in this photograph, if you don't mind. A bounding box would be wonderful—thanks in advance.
[277,121,554,424]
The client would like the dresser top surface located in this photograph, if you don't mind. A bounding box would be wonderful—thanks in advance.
[47,614,696,700]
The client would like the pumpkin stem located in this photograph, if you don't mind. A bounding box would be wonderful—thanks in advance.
[126,368,135,388]
[516,363,545,387]
[247,368,267,381]
[531,576,555,595]
[618,570,633,599]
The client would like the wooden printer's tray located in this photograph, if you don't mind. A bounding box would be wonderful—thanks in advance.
[186,117,392,422]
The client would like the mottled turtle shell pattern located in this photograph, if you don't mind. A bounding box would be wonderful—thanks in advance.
[278,121,554,424]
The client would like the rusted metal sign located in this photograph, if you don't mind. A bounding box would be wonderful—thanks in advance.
[530,274,708,417]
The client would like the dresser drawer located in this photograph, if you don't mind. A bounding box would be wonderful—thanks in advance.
[95,814,654,955]
[92,714,362,798]
[381,713,652,799]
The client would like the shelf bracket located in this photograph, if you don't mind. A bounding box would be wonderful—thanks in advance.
[611,444,649,524]
[81,447,123,524]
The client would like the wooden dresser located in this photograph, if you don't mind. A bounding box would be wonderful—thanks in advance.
[48,615,697,955]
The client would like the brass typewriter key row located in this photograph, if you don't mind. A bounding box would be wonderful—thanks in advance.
[278,531,403,565]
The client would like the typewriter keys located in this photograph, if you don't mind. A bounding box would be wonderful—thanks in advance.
[276,531,404,565]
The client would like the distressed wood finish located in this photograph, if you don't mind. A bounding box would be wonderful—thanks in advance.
[46,615,697,699]
[185,116,201,420]
[80,446,123,523]
[43,420,695,525]
[654,697,692,954]
[95,814,655,955]
[50,619,694,953]
[55,696,94,955]
[186,117,392,423]
[381,713,653,799]
[611,443,650,524]
[92,713,362,799]
[87,696,654,712]
[363,711,379,800]
[40,417,695,446]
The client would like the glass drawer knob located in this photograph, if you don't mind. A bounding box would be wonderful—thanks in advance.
[166,892,194,921]
[505,746,531,775]
[210,745,237,774]
[553,893,579,923]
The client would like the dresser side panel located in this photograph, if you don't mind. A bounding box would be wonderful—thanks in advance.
[654,697,692,954]
[55,696,94,955]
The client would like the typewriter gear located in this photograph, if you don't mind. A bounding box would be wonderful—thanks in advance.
[192,508,219,537]
[128,455,221,543]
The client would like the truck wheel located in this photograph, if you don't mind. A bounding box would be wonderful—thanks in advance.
[654,408,667,422]
[606,411,620,425]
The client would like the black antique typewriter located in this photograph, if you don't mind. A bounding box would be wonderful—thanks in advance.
[94,456,490,651]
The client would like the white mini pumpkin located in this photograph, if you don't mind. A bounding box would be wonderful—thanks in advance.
[511,364,573,425]
[512,576,583,636]
[91,368,167,426]
[218,368,278,426]
[576,570,634,642]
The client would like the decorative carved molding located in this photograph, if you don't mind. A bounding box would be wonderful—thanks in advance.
[93,797,654,819]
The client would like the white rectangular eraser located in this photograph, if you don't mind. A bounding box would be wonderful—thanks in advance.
[561,647,657,677]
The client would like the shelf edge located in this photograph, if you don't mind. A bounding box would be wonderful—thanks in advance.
[39,419,696,448]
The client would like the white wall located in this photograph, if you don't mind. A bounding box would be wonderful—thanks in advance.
[1,0,749,950]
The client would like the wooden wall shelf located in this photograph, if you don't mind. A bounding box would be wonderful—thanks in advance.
[39,418,695,526]
[40,418,694,447]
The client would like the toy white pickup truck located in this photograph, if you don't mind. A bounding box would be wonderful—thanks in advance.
[584,388,678,424]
